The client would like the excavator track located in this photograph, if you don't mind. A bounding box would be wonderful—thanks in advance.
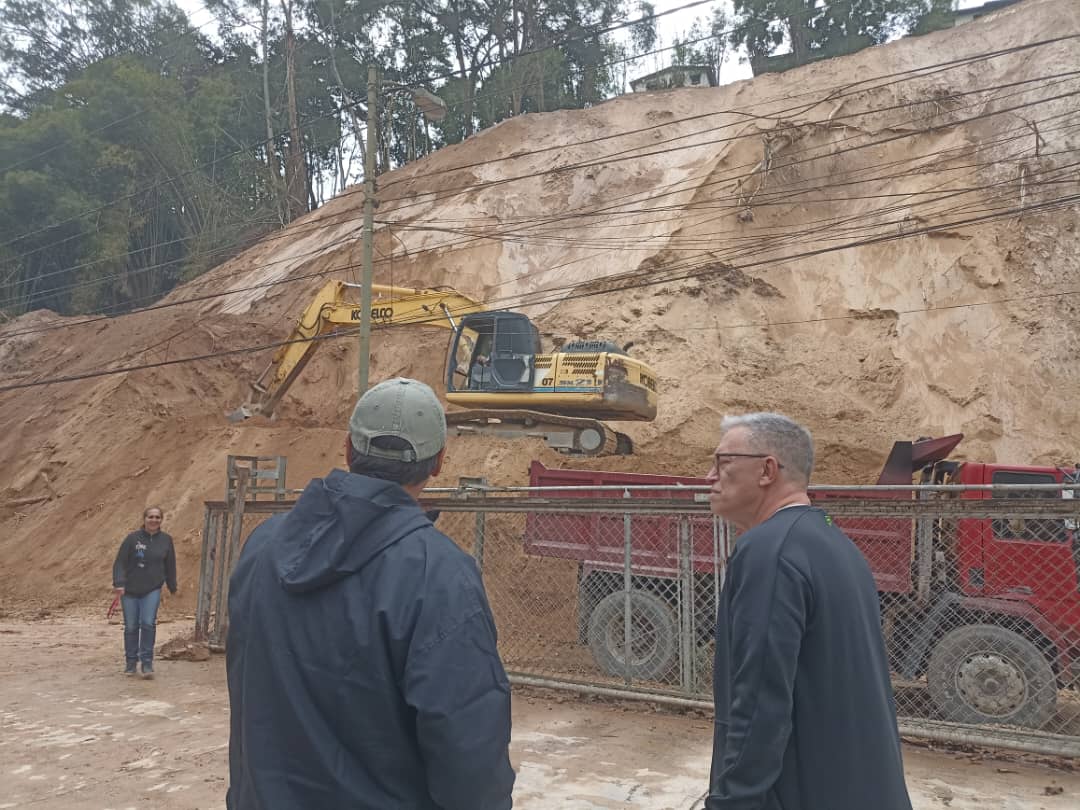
[446,410,632,456]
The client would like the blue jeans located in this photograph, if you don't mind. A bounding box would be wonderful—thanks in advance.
[121,589,161,667]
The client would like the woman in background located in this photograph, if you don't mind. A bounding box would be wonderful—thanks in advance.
[112,506,177,679]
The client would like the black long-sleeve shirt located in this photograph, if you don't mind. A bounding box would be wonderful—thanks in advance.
[112,529,177,597]
[707,505,912,810]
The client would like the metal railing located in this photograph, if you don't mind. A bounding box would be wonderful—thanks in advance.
[196,481,1080,757]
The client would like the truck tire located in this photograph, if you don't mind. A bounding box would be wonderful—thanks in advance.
[587,589,678,682]
[927,624,1056,729]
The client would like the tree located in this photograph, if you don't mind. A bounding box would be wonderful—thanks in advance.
[0,0,194,111]
[0,0,665,320]
[671,6,730,81]
[729,0,941,74]
[0,37,283,316]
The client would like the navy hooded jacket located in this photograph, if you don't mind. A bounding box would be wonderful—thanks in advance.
[225,469,515,810]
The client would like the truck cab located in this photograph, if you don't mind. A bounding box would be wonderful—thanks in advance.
[948,461,1080,604]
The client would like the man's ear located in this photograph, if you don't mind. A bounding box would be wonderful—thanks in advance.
[760,456,782,486]
[431,447,446,478]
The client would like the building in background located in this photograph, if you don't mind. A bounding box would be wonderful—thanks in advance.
[953,0,1023,25]
[630,65,717,93]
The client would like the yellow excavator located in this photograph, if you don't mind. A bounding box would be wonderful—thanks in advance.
[228,280,658,455]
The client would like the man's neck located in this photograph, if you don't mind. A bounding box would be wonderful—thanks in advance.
[401,481,426,502]
[751,490,811,527]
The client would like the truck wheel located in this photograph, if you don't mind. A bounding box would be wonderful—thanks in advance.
[587,589,678,681]
[927,624,1056,729]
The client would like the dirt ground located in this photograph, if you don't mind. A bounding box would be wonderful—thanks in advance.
[1,615,1077,810]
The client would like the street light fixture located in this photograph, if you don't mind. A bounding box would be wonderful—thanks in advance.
[357,68,447,395]
[385,82,448,123]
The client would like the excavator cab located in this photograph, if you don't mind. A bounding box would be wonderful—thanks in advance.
[448,312,540,394]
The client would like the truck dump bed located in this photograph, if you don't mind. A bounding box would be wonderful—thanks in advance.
[524,461,718,578]
[525,461,917,592]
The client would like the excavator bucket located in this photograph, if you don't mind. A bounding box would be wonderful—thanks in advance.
[225,405,254,423]
[875,434,964,485]
[225,381,272,423]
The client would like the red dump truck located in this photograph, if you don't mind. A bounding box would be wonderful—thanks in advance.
[523,435,1080,728]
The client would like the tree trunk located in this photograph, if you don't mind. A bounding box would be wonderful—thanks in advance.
[282,0,306,222]
[261,0,285,224]
[449,0,474,137]
[788,1,816,64]
[512,0,521,55]
[327,1,367,171]
[380,94,393,173]
[536,58,545,112]
[335,141,346,193]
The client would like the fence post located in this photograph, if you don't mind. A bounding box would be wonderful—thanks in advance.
[916,489,933,603]
[209,511,229,645]
[470,477,489,570]
[623,489,632,686]
[678,516,696,694]
[215,467,250,646]
[194,506,216,641]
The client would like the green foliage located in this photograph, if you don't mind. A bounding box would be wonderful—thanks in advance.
[729,0,945,70]
[0,37,281,316]
[0,0,657,318]
[670,6,730,79]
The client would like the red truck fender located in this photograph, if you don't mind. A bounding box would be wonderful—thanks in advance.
[901,592,1075,679]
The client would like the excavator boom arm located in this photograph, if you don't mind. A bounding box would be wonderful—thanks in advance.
[228,280,484,420]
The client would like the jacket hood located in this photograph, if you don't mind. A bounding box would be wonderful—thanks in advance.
[273,469,432,593]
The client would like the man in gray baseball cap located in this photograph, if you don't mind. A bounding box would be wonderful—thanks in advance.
[346,376,447,468]
[226,378,515,810]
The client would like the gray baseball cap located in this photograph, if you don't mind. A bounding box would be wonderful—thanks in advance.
[348,377,447,462]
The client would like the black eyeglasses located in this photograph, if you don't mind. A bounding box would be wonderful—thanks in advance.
[713,452,784,469]
[146,515,163,520]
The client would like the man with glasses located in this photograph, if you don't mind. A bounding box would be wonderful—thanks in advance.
[704,413,912,810]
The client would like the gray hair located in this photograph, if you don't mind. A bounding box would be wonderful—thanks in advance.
[720,412,814,483]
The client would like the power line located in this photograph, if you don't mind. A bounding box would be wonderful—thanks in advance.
[4,5,1072,266]
[8,157,1077,377]
[0,60,1028,313]
[363,86,1080,270]
[371,76,1080,273]
[3,188,1076,394]
[375,70,1080,210]
[383,34,1080,190]
[3,30,1070,286]
[4,49,1075,336]
[4,88,1075,336]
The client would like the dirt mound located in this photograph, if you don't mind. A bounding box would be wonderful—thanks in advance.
[1,0,1078,612]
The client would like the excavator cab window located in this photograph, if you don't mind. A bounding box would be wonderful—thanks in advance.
[449,313,538,393]
[451,326,480,383]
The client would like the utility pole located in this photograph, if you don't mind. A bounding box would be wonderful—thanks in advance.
[355,71,445,397]
[358,65,378,395]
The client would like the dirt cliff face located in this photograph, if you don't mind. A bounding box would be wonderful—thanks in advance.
[2,0,1078,613]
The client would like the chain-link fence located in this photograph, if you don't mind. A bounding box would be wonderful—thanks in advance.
[196,481,1080,757]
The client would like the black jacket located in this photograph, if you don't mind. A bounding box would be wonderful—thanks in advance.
[707,506,912,810]
[112,530,177,596]
[225,469,515,810]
